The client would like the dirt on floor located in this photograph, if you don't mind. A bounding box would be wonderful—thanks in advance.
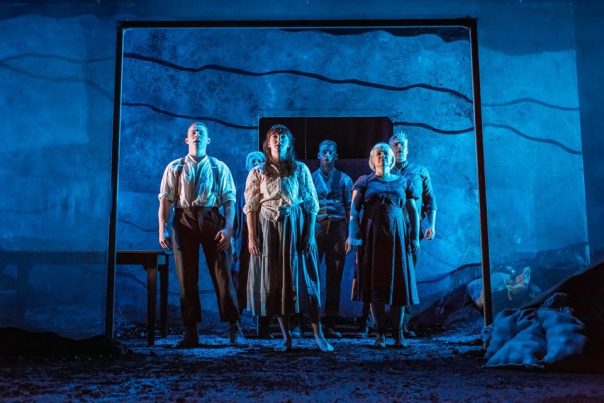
[1,323,604,402]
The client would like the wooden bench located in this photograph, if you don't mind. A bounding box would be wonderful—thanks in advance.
[116,250,170,346]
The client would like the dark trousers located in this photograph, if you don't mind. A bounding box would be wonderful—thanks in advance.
[236,223,251,312]
[172,207,240,325]
[316,218,347,317]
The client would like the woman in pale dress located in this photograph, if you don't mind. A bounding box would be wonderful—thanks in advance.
[244,124,334,352]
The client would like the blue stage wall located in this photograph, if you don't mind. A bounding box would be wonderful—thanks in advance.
[0,1,600,338]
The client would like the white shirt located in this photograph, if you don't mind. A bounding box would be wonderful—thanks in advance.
[158,154,236,208]
[244,161,319,222]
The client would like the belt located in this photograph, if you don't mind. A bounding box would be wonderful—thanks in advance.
[317,216,345,223]
[367,196,403,208]
[176,206,219,212]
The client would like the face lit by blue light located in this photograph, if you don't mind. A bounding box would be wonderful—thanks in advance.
[268,131,290,160]
[318,143,337,166]
[185,123,210,157]
[389,137,408,164]
[369,144,395,172]
[245,151,266,171]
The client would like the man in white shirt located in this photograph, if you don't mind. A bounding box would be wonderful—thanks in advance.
[158,122,245,347]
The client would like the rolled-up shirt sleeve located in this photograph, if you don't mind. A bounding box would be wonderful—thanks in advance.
[299,163,319,215]
[243,167,261,215]
[219,162,237,205]
[158,163,176,202]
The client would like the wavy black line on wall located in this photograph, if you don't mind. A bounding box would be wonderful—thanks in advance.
[122,102,257,130]
[121,102,582,155]
[0,53,580,111]
[123,53,473,103]
[0,53,578,155]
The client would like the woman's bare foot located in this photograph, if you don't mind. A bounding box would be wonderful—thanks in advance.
[393,328,409,348]
[374,334,387,349]
[315,335,334,352]
[394,337,410,348]
[275,338,293,352]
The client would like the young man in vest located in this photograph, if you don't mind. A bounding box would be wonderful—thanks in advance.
[309,139,353,338]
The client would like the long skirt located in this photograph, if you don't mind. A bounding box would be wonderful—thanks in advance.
[353,203,419,307]
[247,204,321,317]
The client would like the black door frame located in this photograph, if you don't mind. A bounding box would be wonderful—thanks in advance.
[106,18,491,337]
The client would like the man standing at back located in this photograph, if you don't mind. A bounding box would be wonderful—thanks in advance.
[311,139,353,338]
[158,122,245,347]
[388,129,437,337]
[232,151,272,338]
[388,130,437,249]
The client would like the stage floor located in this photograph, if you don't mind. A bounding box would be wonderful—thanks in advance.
[2,326,604,401]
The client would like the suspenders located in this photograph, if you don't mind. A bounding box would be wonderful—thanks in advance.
[209,157,220,196]
[174,156,221,208]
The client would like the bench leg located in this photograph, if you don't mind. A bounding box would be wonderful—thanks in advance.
[145,264,157,346]
[159,264,169,338]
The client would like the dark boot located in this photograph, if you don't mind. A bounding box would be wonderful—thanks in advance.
[257,316,273,339]
[177,325,199,348]
[355,315,369,338]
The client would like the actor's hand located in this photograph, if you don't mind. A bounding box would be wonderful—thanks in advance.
[345,236,363,253]
[302,235,317,254]
[248,238,261,256]
[214,229,232,251]
[159,229,172,250]
[409,239,420,254]
[424,226,436,240]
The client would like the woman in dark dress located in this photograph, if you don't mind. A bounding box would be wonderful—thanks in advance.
[346,142,420,348]
[244,124,334,352]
